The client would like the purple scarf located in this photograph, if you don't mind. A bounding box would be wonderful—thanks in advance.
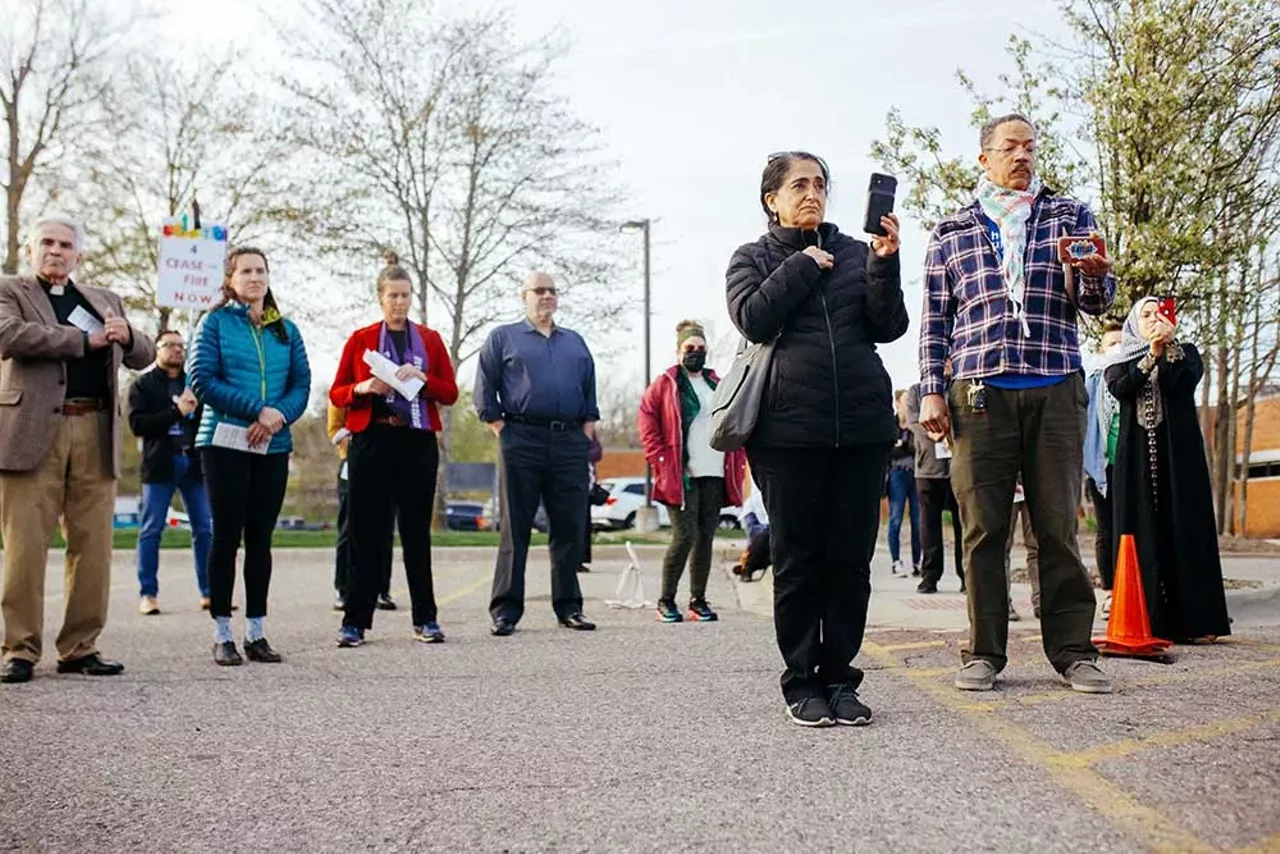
[378,321,431,431]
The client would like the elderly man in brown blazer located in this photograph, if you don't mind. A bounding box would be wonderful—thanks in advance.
[0,215,154,684]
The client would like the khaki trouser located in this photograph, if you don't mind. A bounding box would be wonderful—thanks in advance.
[949,375,1097,674]
[1,412,116,663]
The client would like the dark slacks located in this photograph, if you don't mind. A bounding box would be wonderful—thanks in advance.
[201,447,290,619]
[491,422,588,624]
[334,469,392,599]
[344,425,440,630]
[661,476,724,601]
[747,443,890,704]
[1085,471,1115,590]
[949,375,1097,673]
[918,477,964,585]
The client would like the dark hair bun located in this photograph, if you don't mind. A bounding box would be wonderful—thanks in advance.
[382,249,400,266]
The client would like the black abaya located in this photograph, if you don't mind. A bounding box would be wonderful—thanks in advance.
[1104,343,1230,641]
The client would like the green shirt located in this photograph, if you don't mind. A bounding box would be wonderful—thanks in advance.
[1106,412,1120,466]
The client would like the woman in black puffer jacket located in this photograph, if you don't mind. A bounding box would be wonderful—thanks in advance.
[726,151,907,728]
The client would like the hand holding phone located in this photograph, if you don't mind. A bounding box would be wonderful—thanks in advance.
[1157,296,1177,327]
[864,173,897,237]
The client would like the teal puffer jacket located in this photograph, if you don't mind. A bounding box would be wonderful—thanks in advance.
[188,302,311,454]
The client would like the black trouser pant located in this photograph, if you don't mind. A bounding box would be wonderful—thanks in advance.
[661,476,723,601]
[949,375,1097,673]
[491,422,588,624]
[201,447,290,620]
[918,477,964,586]
[747,443,890,703]
[1085,470,1114,590]
[344,425,439,630]
[582,495,593,565]
[334,471,392,599]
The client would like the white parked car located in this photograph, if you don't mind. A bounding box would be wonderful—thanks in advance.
[591,476,742,531]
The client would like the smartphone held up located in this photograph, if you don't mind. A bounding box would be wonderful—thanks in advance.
[864,173,897,236]
[1157,296,1177,327]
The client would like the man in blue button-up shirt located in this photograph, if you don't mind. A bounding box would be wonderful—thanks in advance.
[475,272,599,636]
[917,114,1117,696]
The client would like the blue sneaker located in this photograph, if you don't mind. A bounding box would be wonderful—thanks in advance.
[413,622,445,643]
[655,599,683,623]
[336,626,364,648]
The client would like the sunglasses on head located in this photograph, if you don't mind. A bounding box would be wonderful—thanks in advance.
[530,286,557,296]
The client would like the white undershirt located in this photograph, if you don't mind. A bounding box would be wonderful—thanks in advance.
[685,376,724,479]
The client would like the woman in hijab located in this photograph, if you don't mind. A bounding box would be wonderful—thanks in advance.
[1104,297,1229,643]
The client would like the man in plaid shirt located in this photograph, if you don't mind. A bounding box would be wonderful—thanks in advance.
[917,113,1117,695]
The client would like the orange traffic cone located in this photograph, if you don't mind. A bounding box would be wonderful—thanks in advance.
[1093,534,1172,657]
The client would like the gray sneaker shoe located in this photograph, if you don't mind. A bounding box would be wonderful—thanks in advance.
[1064,660,1114,694]
[954,659,998,691]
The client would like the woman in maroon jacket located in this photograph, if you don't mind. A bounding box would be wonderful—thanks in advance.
[638,321,747,623]
[329,252,458,648]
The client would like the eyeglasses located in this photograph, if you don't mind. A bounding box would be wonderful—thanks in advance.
[529,286,557,296]
[984,142,1037,156]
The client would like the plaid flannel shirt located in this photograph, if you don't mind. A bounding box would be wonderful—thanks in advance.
[919,191,1116,398]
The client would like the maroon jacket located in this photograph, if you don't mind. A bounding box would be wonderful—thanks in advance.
[638,365,747,508]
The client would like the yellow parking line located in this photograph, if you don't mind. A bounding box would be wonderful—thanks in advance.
[863,640,1219,854]
[1055,710,1280,769]
[1001,659,1280,708]
[435,572,492,607]
[876,640,949,653]
[1234,832,1280,853]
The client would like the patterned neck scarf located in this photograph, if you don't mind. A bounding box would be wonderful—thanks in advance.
[975,174,1044,338]
[1107,297,1164,430]
[378,321,431,431]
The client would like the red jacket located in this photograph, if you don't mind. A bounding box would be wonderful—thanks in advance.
[330,321,459,433]
[638,365,747,508]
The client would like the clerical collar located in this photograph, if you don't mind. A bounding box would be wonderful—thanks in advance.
[37,276,73,297]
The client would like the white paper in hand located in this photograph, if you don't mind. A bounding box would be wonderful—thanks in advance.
[67,305,104,335]
[212,422,269,455]
[362,349,424,400]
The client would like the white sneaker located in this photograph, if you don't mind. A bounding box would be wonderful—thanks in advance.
[1100,592,1113,619]
[139,596,160,615]
[891,560,905,576]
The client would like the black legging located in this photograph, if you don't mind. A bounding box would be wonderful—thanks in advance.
[343,425,440,630]
[201,447,290,619]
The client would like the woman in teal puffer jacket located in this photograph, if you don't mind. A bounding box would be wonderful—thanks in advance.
[189,246,311,666]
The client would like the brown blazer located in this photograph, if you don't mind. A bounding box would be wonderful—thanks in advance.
[0,275,155,477]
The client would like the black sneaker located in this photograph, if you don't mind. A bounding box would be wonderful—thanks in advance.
[687,599,718,622]
[213,641,243,666]
[827,684,872,726]
[244,638,282,663]
[376,593,397,611]
[655,599,683,623]
[916,580,938,594]
[785,696,836,727]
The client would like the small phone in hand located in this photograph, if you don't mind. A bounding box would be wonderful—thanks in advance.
[1157,296,1177,326]
[1057,234,1107,265]
[863,173,897,236]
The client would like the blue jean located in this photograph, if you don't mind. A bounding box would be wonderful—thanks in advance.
[887,467,920,567]
[137,453,212,598]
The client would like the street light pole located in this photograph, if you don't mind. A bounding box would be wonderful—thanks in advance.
[622,218,657,524]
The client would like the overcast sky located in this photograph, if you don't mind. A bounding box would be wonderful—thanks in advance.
[162,0,1079,396]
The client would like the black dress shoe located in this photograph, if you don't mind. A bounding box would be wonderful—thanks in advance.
[491,619,515,637]
[916,580,939,595]
[558,613,596,631]
[377,593,397,611]
[56,653,124,676]
[213,642,244,666]
[1,658,34,683]
[244,638,283,663]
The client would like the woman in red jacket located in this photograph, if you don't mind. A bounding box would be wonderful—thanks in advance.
[329,252,458,648]
[638,321,747,623]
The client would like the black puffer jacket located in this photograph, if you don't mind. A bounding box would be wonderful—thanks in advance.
[725,222,907,448]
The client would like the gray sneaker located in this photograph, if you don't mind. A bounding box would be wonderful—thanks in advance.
[1064,660,1113,694]
[954,659,998,691]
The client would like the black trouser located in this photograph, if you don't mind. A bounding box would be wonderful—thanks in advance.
[747,443,890,703]
[334,470,392,599]
[582,495,593,565]
[1085,470,1114,590]
[491,422,588,624]
[201,447,290,620]
[344,425,439,630]
[661,476,723,602]
[918,477,964,586]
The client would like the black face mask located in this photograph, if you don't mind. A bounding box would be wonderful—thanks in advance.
[681,351,706,373]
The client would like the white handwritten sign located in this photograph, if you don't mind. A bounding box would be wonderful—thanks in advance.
[156,219,229,309]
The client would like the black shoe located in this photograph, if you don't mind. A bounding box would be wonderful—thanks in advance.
[1,658,34,683]
[578,564,591,573]
[916,580,938,594]
[959,581,967,594]
[376,593,397,611]
[827,684,873,726]
[55,653,124,676]
[491,619,516,637]
[213,642,243,666]
[244,638,283,663]
[559,613,596,631]
[785,696,836,727]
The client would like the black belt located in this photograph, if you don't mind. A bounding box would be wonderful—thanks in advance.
[505,414,580,432]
